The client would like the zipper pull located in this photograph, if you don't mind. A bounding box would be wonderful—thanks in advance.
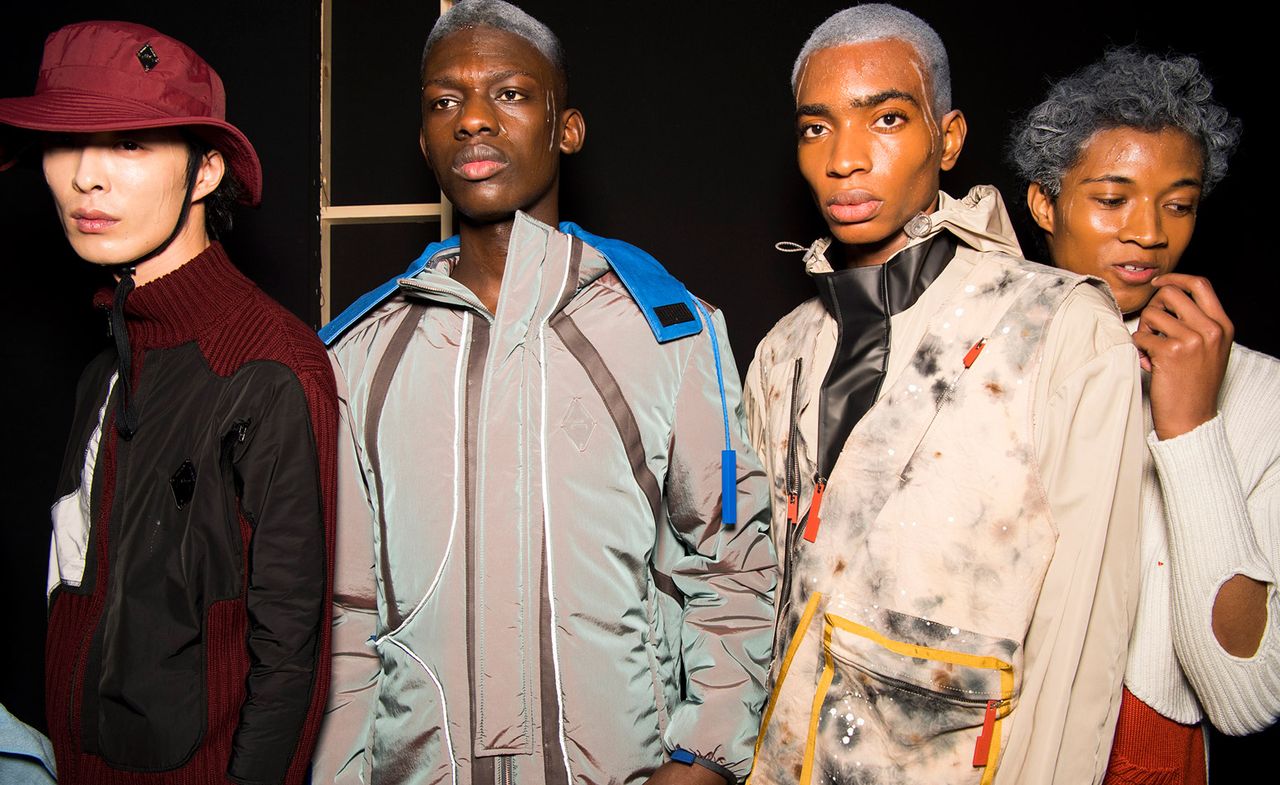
[972,699,999,767]
[233,420,250,443]
[802,478,827,543]
[963,338,987,369]
[787,492,799,526]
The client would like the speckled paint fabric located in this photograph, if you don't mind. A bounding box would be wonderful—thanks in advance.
[749,242,1086,785]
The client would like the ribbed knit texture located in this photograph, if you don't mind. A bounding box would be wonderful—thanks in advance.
[1105,688,1205,785]
[46,242,337,785]
[1123,339,1280,737]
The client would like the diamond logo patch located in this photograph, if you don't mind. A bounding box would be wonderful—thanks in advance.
[136,43,159,71]
[560,398,596,452]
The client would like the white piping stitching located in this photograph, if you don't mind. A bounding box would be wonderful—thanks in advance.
[378,312,471,640]
[540,240,576,780]
[385,637,459,785]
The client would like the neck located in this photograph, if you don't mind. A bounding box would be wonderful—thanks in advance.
[453,195,559,313]
[839,194,940,269]
[113,207,212,287]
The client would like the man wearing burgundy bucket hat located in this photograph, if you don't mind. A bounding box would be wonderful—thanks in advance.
[0,20,337,785]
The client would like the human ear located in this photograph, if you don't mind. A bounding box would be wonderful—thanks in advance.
[938,109,967,171]
[1026,182,1056,235]
[559,108,585,155]
[419,129,431,167]
[191,148,225,202]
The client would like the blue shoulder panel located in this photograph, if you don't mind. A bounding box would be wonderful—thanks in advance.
[318,236,461,346]
[560,222,702,343]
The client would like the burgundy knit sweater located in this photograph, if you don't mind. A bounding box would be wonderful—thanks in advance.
[45,243,337,785]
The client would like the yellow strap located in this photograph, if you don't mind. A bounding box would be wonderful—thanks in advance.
[799,624,836,785]
[746,592,823,785]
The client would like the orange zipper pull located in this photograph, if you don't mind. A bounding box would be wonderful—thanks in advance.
[972,699,998,767]
[802,479,827,543]
[787,492,799,526]
[963,338,987,369]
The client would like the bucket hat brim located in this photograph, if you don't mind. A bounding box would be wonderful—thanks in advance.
[0,88,262,206]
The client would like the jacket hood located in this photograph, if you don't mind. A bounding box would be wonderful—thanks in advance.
[799,185,1024,275]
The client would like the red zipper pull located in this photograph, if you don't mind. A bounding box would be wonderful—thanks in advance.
[802,479,827,543]
[972,699,998,767]
[787,492,799,526]
[963,338,987,369]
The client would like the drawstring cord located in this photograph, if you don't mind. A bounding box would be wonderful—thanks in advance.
[110,268,139,438]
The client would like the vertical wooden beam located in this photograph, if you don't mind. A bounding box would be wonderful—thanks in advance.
[319,0,334,323]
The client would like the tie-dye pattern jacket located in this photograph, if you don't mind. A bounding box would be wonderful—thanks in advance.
[313,212,778,785]
[745,187,1141,785]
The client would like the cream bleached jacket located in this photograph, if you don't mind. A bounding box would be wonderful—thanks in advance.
[744,187,1144,785]
[314,213,778,785]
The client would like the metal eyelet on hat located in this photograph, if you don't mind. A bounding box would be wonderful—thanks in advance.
[136,43,159,71]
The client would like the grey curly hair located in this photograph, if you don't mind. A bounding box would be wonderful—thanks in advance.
[422,0,567,97]
[1010,48,1240,198]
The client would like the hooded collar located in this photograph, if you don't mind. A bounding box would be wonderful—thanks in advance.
[404,211,611,324]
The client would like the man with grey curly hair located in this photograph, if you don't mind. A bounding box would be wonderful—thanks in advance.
[1013,49,1280,784]
[746,6,1145,784]
[313,2,778,785]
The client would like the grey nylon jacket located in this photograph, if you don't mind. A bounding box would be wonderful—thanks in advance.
[314,213,778,785]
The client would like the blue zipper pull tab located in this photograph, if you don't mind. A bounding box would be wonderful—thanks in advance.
[721,449,738,525]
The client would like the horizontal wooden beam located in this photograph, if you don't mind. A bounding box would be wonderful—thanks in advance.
[322,203,445,224]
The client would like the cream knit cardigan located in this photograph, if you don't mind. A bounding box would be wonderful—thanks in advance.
[1125,339,1280,734]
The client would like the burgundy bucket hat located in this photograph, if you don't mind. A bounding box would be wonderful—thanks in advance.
[0,20,262,206]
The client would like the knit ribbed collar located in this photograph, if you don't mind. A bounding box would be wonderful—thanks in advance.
[92,242,253,350]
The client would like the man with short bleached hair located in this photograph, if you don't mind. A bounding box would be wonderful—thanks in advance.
[746,5,1143,783]
[313,2,777,784]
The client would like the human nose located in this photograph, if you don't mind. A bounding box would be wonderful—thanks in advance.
[1119,199,1166,248]
[71,146,108,194]
[827,127,871,178]
[456,93,497,138]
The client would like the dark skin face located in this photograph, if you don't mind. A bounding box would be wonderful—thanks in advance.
[420,26,584,312]
[794,38,965,268]
[1031,125,1267,659]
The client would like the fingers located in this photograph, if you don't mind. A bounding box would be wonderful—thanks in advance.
[1152,273,1235,339]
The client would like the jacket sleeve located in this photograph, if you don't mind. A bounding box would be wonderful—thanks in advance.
[998,286,1144,785]
[657,306,779,782]
[1152,388,1280,734]
[226,363,338,785]
[312,355,383,784]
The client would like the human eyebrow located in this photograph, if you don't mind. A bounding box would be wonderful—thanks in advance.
[848,89,920,109]
[795,103,831,118]
[1170,177,1203,188]
[1080,174,1135,186]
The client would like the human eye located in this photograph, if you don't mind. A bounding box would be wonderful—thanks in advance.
[1092,194,1126,208]
[1166,200,1198,217]
[114,138,143,152]
[428,95,459,111]
[797,121,828,139]
[873,111,908,130]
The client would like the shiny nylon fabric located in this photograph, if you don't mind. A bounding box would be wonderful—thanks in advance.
[318,213,777,785]
[812,233,957,478]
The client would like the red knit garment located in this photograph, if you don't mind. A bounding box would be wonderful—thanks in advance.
[1105,687,1206,785]
[45,242,337,785]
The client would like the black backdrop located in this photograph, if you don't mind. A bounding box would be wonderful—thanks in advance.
[3,0,1274,775]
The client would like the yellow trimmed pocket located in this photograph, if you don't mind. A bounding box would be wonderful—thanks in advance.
[746,592,823,785]
[807,609,1016,785]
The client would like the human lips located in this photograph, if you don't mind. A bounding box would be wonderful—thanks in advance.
[71,209,119,233]
[452,143,510,181]
[826,190,883,223]
[1110,261,1160,285]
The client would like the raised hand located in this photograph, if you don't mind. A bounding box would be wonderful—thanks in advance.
[1133,273,1234,441]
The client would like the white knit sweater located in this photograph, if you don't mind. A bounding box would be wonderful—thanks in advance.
[1124,339,1280,735]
